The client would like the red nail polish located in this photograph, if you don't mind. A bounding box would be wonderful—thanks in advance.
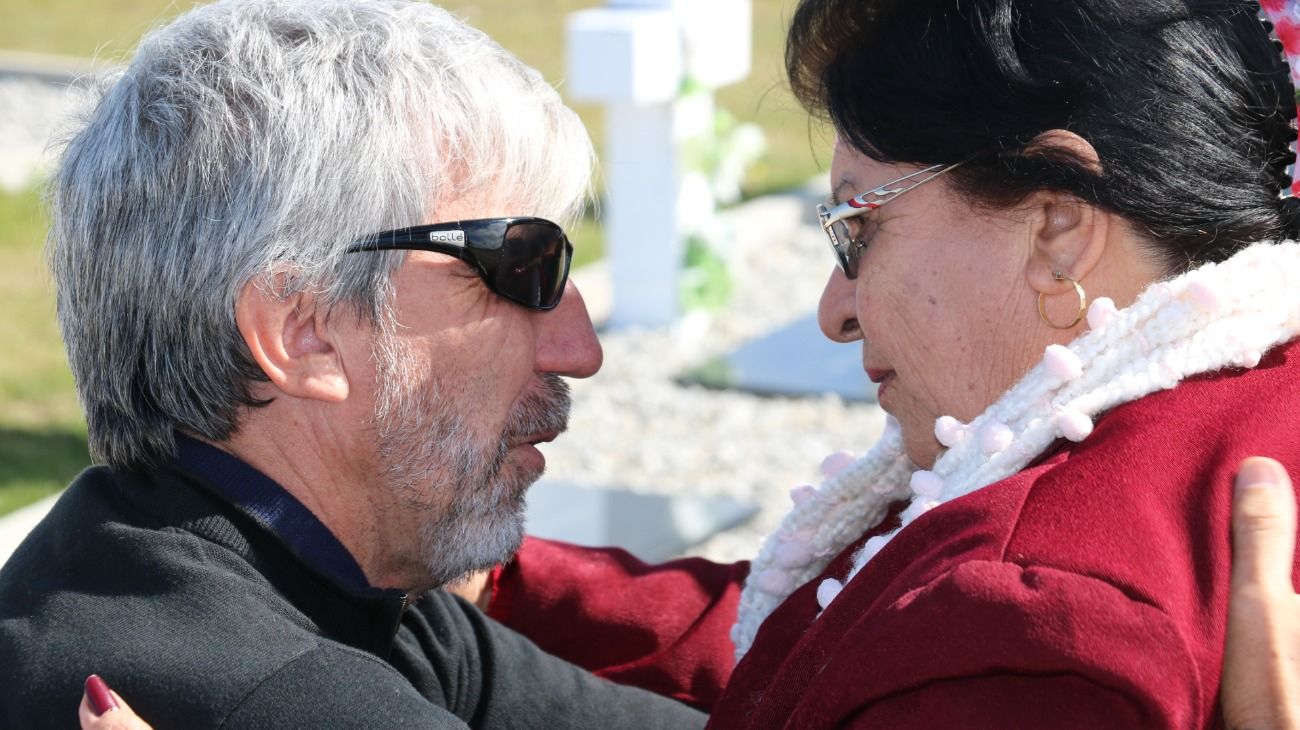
[85,675,118,716]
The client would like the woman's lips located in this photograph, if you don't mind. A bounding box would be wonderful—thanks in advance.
[867,369,896,406]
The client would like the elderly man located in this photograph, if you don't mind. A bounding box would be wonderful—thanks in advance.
[0,0,705,727]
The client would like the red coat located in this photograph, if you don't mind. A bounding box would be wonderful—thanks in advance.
[490,339,1300,728]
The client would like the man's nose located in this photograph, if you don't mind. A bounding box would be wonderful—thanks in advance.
[818,266,862,343]
[534,280,603,378]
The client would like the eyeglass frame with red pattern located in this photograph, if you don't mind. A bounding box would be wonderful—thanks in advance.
[815,161,966,279]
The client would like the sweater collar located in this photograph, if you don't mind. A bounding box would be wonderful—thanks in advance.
[172,434,371,592]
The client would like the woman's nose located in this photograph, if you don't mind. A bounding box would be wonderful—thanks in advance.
[818,266,861,343]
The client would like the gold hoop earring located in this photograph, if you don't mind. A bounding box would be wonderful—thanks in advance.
[1038,271,1087,330]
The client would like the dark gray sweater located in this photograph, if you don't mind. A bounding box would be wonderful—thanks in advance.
[0,446,706,728]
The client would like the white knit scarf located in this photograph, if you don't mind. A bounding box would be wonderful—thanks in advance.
[731,241,1300,661]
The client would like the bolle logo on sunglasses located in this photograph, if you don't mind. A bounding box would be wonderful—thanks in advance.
[428,230,467,247]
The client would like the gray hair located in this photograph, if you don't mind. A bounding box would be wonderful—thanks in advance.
[47,0,595,470]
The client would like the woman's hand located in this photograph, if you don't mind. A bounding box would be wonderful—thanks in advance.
[1223,458,1300,730]
[79,675,151,730]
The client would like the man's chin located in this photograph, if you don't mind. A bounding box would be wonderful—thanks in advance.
[494,522,527,566]
[471,510,527,573]
[422,507,527,590]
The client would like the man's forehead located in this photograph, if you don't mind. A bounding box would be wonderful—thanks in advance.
[432,189,547,223]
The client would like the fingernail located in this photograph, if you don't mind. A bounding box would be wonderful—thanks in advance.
[1237,458,1283,492]
[85,675,118,716]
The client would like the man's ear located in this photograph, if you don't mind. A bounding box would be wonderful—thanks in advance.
[235,276,350,402]
[1021,130,1109,300]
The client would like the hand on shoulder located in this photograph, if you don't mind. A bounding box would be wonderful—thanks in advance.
[1223,458,1300,730]
[80,676,151,730]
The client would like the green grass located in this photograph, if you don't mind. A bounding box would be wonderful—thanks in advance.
[0,187,90,513]
[0,0,830,196]
[0,0,831,515]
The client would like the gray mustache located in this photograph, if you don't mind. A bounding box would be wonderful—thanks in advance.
[503,373,571,441]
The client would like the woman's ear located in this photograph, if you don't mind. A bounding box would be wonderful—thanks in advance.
[1021,130,1109,299]
[1024,194,1109,297]
[234,276,350,403]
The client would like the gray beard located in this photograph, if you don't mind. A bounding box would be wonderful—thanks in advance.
[372,335,570,589]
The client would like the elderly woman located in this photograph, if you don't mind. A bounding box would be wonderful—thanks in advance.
[76,0,1300,727]
[470,0,1300,726]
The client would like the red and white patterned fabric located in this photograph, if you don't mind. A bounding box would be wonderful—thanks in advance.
[1259,0,1300,195]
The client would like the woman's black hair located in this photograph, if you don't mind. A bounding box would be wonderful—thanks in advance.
[787,0,1300,272]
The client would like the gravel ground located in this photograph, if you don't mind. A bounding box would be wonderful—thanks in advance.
[0,72,886,567]
[550,192,885,565]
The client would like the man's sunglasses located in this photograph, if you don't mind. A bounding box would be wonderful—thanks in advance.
[346,217,572,311]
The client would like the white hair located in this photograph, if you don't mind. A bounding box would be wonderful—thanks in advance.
[47,0,595,469]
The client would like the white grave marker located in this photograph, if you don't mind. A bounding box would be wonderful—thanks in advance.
[567,0,752,328]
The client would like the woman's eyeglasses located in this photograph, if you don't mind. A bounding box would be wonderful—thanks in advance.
[816,161,965,279]
[347,217,572,311]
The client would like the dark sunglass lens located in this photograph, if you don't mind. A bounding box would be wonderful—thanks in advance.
[497,222,569,308]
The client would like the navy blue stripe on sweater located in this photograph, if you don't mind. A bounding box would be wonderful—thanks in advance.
[173,435,371,591]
